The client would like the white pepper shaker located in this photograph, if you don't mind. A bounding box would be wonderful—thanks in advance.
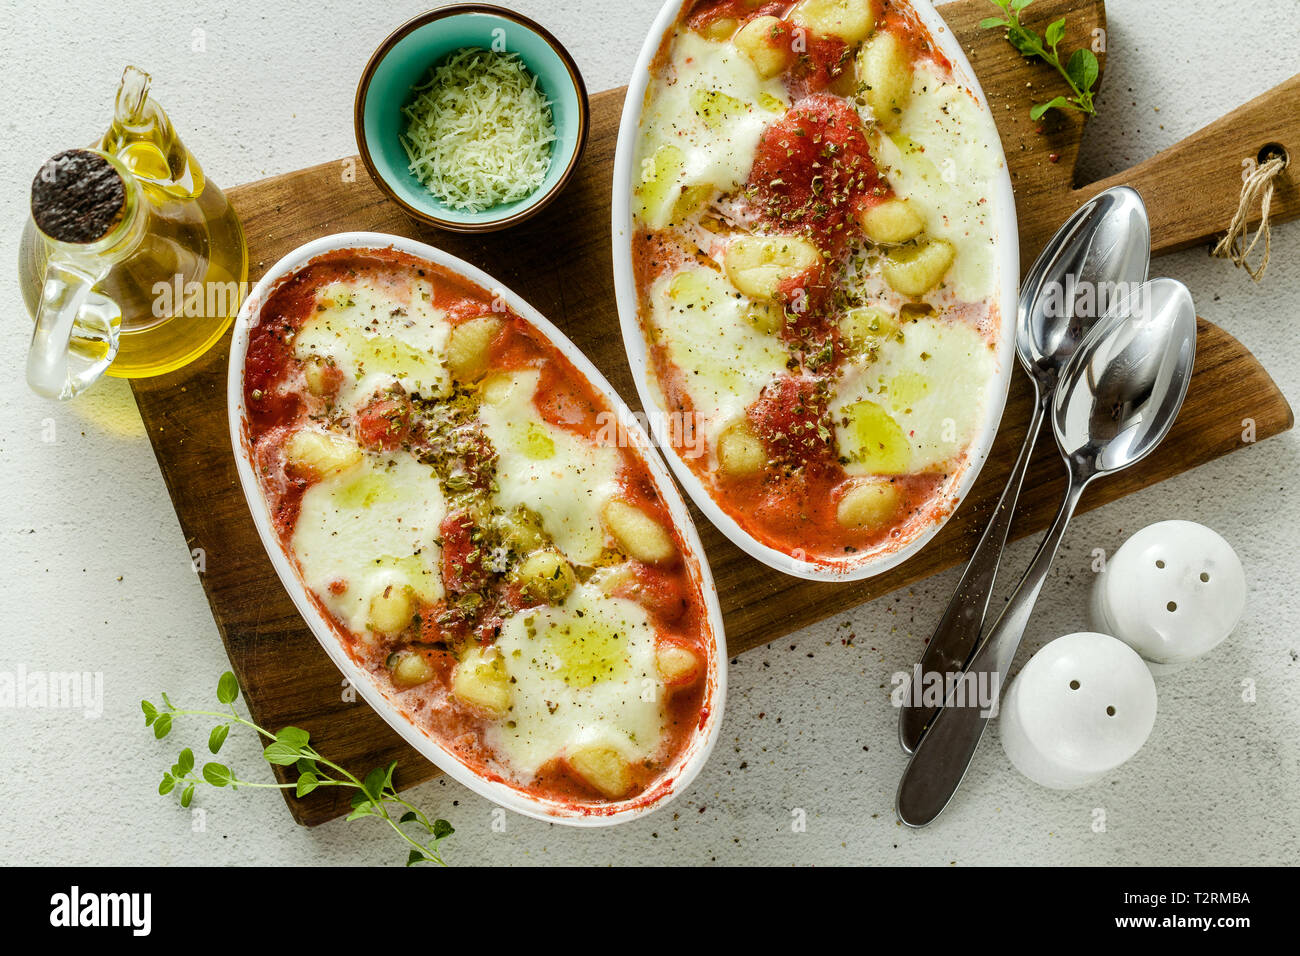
[1091,520,1246,673]
[1000,632,1158,790]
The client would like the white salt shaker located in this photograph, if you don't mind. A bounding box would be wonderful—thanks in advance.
[1000,632,1157,790]
[1091,520,1245,673]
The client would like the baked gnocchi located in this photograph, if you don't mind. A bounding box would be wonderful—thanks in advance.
[242,247,718,810]
[626,0,1009,570]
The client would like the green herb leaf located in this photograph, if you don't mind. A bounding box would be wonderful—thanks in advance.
[399,811,419,825]
[142,700,158,724]
[1066,48,1099,92]
[208,724,230,754]
[159,773,176,796]
[979,16,1008,29]
[345,802,375,822]
[153,713,173,739]
[202,762,234,787]
[180,783,195,809]
[277,726,311,749]
[295,772,320,798]
[432,819,454,840]
[1011,0,1035,11]
[1007,27,1040,58]
[176,748,195,776]
[362,766,388,802]
[262,742,302,766]
[216,671,239,705]
[1030,96,1072,120]
[1044,17,1066,49]
[406,849,426,867]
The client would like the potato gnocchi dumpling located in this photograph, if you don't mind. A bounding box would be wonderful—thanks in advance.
[390,649,436,689]
[446,315,502,381]
[513,548,577,604]
[790,0,876,44]
[699,15,738,41]
[857,29,914,131]
[656,642,703,685]
[839,304,898,354]
[603,500,678,565]
[859,198,925,245]
[836,478,902,529]
[452,646,512,717]
[629,0,1008,568]
[568,746,633,799]
[734,16,794,78]
[284,427,362,479]
[883,239,956,297]
[244,247,717,810]
[717,419,768,477]
[368,583,415,635]
[723,234,822,300]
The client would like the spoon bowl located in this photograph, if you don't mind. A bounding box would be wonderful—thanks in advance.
[1054,277,1198,476]
[1019,186,1152,384]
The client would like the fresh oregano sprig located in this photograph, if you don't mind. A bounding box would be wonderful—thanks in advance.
[981,0,1100,120]
[142,671,453,866]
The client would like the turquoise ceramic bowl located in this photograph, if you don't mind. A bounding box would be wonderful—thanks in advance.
[354,4,589,232]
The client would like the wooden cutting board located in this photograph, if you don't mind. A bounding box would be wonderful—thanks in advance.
[129,0,1297,826]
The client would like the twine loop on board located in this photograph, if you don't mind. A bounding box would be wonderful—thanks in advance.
[1211,146,1289,282]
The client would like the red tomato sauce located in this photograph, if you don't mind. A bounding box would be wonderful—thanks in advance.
[747,93,890,258]
[244,248,713,810]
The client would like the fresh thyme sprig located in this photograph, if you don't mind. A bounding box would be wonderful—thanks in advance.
[981,0,1100,120]
[142,671,453,866]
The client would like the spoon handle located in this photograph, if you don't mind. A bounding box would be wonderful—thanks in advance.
[899,385,1047,753]
[895,476,1087,827]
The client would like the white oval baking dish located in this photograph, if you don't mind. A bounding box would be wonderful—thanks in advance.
[610,0,1020,581]
[228,232,727,825]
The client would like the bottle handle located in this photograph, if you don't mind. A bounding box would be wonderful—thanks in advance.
[26,257,119,401]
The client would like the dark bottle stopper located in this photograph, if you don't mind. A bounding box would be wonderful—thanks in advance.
[31,149,128,244]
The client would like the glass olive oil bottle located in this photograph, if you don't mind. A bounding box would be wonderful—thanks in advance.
[19,66,248,399]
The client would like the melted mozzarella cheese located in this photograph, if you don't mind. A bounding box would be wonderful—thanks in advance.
[291,451,445,632]
[293,279,452,409]
[478,369,620,565]
[488,583,663,776]
[868,61,1003,303]
[634,31,789,229]
[831,317,994,474]
[647,266,787,449]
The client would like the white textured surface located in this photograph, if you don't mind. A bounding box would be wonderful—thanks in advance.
[1,0,1297,866]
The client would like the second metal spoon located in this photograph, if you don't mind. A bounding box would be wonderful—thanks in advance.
[898,185,1151,753]
[895,277,1198,826]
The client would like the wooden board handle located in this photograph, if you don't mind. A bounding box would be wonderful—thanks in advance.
[1086,73,1300,257]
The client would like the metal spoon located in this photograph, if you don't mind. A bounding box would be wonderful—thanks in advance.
[898,186,1151,753]
[895,277,1197,827]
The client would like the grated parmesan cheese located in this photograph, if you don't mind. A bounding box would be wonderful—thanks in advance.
[400,48,558,213]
